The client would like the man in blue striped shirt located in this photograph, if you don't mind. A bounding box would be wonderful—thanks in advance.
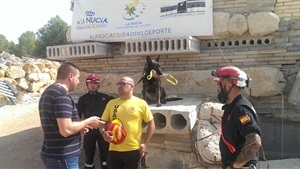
[39,62,104,169]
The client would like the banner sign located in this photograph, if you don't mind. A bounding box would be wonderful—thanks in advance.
[71,0,213,43]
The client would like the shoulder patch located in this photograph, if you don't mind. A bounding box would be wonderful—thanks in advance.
[239,114,251,125]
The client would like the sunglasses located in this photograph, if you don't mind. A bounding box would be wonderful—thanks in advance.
[116,82,133,86]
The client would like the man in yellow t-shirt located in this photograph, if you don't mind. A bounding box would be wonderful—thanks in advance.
[100,76,155,169]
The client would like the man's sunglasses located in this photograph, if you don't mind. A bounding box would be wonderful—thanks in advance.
[116,82,133,86]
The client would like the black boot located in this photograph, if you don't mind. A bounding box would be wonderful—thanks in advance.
[101,161,108,169]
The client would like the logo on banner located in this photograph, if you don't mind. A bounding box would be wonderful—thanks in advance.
[160,0,207,18]
[77,10,108,25]
[122,0,146,21]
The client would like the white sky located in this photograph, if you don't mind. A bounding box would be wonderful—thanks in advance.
[0,0,73,44]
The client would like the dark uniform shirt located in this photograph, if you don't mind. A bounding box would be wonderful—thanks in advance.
[77,91,114,168]
[77,92,114,119]
[220,94,261,168]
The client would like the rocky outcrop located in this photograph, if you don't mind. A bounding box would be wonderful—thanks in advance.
[213,12,279,38]
[0,52,61,103]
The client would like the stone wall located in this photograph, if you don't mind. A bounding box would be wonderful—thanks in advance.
[68,0,299,74]
[65,0,300,117]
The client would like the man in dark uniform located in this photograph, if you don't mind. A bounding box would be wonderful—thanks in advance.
[211,66,262,169]
[77,73,115,169]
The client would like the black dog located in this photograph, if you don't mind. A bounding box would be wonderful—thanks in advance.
[141,56,166,107]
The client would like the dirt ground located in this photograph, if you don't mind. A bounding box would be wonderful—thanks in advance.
[0,101,101,169]
[0,101,299,169]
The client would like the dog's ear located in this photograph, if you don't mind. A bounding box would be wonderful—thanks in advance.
[147,56,152,63]
[156,55,160,62]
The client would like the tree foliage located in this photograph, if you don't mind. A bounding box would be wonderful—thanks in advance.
[0,35,21,57]
[0,35,11,52]
[18,31,36,57]
[35,15,68,58]
[9,43,21,57]
[1,16,68,58]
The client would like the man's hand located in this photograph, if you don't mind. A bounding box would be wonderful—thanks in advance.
[81,126,93,135]
[226,162,238,169]
[87,116,105,128]
[138,143,147,158]
[101,130,113,143]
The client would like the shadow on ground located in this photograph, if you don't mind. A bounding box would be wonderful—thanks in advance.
[0,127,100,169]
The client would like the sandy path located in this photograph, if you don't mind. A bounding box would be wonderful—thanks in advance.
[0,102,98,169]
[0,103,43,168]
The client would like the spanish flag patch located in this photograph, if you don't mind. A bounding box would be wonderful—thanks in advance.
[239,114,251,125]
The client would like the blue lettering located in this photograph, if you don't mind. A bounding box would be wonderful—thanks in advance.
[81,17,108,24]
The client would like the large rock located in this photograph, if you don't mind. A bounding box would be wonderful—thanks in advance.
[23,63,40,74]
[5,66,25,79]
[213,12,230,36]
[228,14,248,36]
[0,69,5,77]
[244,67,285,97]
[194,102,223,165]
[248,12,280,36]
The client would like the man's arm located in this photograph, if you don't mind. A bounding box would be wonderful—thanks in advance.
[143,119,155,145]
[57,117,104,137]
[139,119,155,158]
[231,132,261,168]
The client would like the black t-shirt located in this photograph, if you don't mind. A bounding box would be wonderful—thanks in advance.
[77,91,114,119]
[219,94,261,168]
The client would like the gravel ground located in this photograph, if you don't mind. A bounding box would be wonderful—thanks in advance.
[0,99,101,169]
[0,99,299,169]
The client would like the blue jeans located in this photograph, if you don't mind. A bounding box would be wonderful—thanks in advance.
[41,154,79,169]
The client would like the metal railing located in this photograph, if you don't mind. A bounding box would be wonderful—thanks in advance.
[0,80,19,105]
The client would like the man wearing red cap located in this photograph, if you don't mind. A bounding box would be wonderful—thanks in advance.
[77,73,115,169]
[211,66,262,169]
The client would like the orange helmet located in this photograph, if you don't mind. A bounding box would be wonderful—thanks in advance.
[106,119,127,145]
[211,66,251,88]
[86,73,100,84]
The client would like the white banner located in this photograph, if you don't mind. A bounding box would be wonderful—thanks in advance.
[71,0,213,43]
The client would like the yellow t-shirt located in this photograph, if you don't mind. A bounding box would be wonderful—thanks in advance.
[101,96,153,152]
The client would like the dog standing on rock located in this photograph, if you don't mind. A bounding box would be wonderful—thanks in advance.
[141,55,166,107]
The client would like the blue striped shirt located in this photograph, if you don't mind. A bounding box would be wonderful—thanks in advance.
[39,84,81,159]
